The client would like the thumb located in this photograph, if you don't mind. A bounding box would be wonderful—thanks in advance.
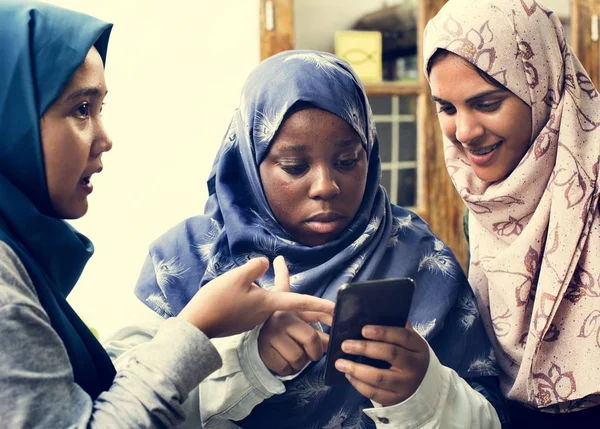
[272,255,291,293]
[227,257,269,285]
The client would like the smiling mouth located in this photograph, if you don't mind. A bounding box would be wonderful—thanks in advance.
[469,141,503,155]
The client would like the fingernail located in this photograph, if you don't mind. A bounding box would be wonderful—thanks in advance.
[335,360,348,372]
[362,326,377,337]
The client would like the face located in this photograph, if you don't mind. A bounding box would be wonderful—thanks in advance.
[40,46,112,219]
[429,54,532,183]
[259,107,368,247]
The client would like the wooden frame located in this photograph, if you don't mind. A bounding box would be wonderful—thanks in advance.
[572,0,600,88]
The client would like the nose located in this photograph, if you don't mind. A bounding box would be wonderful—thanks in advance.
[454,110,485,145]
[91,118,113,157]
[308,165,340,200]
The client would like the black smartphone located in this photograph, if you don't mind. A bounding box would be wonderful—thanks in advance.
[324,277,415,386]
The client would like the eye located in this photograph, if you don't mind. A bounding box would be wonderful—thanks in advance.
[477,101,501,112]
[336,158,359,169]
[437,104,456,115]
[74,102,90,118]
[281,164,309,176]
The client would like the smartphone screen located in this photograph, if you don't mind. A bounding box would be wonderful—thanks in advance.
[324,277,415,386]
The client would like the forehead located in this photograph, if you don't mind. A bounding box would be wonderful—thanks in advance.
[60,47,106,94]
[429,55,496,99]
[273,107,358,143]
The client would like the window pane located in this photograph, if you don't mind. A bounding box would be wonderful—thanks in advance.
[381,169,392,197]
[376,122,392,162]
[396,168,416,207]
[398,96,417,115]
[368,96,391,115]
[398,121,417,162]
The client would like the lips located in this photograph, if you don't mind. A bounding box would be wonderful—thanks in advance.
[465,141,503,166]
[304,212,346,236]
[468,141,503,156]
[78,166,103,193]
[306,212,344,222]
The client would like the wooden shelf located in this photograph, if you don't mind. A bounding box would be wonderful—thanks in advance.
[363,81,423,96]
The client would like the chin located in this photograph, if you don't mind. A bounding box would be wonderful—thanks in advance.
[472,168,507,184]
[57,202,89,220]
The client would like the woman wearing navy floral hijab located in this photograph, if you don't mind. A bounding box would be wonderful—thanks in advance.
[135,50,506,428]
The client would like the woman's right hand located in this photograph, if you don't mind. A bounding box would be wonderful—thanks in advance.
[258,257,332,376]
[177,257,334,339]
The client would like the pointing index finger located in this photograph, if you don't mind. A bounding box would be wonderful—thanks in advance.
[268,292,335,315]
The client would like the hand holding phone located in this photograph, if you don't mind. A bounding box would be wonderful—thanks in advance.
[324,278,429,406]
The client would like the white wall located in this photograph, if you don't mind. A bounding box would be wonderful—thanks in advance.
[43,0,260,339]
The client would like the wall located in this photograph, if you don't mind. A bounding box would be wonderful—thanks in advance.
[43,0,260,339]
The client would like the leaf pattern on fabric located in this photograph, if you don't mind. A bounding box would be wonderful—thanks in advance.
[283,52,339,75]
[387,214,413,247]
[145,293,173,318]
[492,212,532,237]
[194,218,222,262]
[577,310,600,347]
[457,287,479,330]
[532,363,577,405]
[152,256,189,293]
[462,192,524,214]
[468,350,498,376]
[418,250,456,279]
[253,103,288,146]
[491,309,512,337]
[287,372,330,408]
[412,318,437,339]
[349,216,380,251]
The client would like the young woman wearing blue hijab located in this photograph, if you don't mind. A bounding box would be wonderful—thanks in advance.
[133,50,508,428]
[0,2,335,427]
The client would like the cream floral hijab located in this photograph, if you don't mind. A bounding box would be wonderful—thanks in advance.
[424,0,600,411]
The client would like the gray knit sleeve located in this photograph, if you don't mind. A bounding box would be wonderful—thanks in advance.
[0,241,222,428]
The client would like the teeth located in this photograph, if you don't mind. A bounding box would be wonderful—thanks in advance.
[470,142,501,155]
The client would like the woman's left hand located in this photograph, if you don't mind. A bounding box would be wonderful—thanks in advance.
[334,323,429,406]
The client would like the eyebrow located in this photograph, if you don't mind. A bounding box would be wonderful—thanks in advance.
[431,89,507,104]
[64,87,108,101]
[275,139,361,154]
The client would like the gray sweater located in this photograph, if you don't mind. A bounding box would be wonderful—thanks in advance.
[0,241,222,428]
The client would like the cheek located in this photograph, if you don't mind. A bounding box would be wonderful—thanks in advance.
[40,126,89,191]
[260,167,303,222]
[437,116,456,141]
[40,123,64,189]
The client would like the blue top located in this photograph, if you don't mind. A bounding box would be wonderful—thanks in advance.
[0,1,114,399]
[135,50,506,428]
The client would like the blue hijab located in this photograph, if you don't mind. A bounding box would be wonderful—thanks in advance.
[0,1,114,399]
[135,51,505,427]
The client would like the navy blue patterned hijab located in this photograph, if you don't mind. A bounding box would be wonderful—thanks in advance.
[0,1,114,399]
[135,51,505,428]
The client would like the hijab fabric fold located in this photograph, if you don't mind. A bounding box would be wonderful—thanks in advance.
[0,1,114,399]
[136,50,501,427]
[424,0,600,410]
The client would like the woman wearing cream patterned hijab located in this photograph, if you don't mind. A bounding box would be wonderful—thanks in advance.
[425,0,600,425]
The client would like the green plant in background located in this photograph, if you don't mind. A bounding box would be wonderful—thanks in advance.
[81,317,100,340]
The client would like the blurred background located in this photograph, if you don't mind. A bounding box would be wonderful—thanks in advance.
[43,0,595,339]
